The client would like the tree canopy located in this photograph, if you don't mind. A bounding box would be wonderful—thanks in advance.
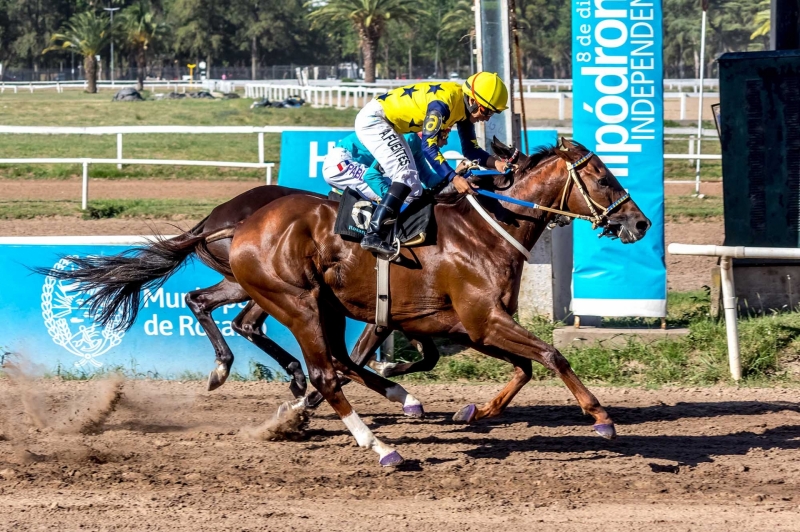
[1,0,773,80]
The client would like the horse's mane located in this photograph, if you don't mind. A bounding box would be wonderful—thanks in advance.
[435,142,570,205]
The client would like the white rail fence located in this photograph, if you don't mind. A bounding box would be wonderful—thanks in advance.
[0,124,721,211]
[668,244,800,381]
[0,79,245,94]
[242,83,717,120]
[0,157,274,210]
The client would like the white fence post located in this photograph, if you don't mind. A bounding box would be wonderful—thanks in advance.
[719,257,742,381]
[558,93,565,121]
[258,132,265,165]
[688,135,695,165]
[266,164,273,185]
[116,133,123,170]
[81,161,89,210]
[680,92,687,120]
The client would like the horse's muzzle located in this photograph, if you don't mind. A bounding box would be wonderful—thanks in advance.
[606,213,651,244]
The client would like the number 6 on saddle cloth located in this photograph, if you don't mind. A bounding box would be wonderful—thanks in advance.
[333,187,435,248]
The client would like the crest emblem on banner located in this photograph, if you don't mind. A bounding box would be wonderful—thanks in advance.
[41,258,125,368]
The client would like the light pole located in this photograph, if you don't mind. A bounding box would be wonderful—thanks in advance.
[104,7,120,85]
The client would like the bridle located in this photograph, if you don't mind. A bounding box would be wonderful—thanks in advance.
[471,150,630,229]
[465,150,632,261]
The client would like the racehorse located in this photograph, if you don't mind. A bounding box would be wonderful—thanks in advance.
[228,137,652,466]
[35,184,440,400]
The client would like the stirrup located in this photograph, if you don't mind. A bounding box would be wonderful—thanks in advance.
[363,235,401,260]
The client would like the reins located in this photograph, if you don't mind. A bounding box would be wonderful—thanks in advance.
[470,151,630,230]
[465,150,632,261]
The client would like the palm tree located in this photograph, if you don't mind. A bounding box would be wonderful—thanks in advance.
[307,0,424,83]
[44,11,111,94]
[119,1,166,91]
[441,0,474,73]
[751,0,770,41]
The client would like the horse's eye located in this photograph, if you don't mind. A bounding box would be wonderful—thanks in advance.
[597,177,610,187]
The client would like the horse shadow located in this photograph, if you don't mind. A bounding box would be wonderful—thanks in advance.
[376,400,800,466]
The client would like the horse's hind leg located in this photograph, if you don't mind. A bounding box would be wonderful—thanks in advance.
[449,344,532,423]
[368,335,441,378]
[231,301,307,398]
[185,280,249,391]
[462,306,615,438]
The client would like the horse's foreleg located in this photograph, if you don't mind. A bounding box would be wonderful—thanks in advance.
[231,302,307,398]
[185,280,249,392]
[291,305,403,466]
[463,307,615,438]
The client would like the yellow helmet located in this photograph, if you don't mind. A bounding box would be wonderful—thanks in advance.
[462,72,509,113]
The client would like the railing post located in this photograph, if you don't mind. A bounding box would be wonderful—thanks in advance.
[558,93,565,121]
[258,132,265,165]
[688,135,695,165]
[81,161,89,210]
[680,92,687,120]
[117,133,123,170]
[719,256,742,381]
[266,164,273,186]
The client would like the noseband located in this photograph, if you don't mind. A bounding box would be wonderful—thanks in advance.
[558,152,631,230]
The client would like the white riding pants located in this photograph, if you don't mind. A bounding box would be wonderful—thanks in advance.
[354,100,423,200]
[321,147,381,202]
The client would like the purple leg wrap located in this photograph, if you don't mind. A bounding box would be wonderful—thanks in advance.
[452,403,478,423]
[593,423,617,439]
[379,451,404,467]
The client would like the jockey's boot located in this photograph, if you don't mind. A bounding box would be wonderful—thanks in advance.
[361,182,410,258]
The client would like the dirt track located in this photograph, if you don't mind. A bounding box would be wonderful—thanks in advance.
[0,380,798,531]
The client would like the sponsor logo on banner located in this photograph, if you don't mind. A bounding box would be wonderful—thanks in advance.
[351,200,374,230]
[41,258,125,368]
[571,0,666,317]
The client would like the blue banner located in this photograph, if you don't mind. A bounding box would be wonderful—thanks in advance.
[571,0,666,317]
[278,129,351,192]
[279,128,559,193]
[0,241,367,378]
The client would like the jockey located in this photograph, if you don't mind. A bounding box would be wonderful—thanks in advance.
[322,130,451,203]
[355,71,515,257]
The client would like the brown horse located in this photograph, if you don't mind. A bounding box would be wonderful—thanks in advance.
[34,183,440,403]
[228,138,652,466]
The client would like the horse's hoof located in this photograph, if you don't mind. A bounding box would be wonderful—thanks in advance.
[403,404,425,419]
[452,404,477,424]
[206,366,228,392]
[379,451,404,467]
[288,376,307,399]
[593,423,617,440]
[367,359,397,378]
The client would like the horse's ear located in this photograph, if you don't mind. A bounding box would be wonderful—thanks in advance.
[558,137,572,151]
[491,135,514,159]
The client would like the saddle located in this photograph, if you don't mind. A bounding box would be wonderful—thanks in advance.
[333,187,436,248]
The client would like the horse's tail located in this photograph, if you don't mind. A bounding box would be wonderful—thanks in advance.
[33,217,217,332]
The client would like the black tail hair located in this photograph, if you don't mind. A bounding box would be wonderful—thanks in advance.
[32,218,213,331]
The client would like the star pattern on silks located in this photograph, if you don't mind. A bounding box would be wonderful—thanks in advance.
[434,152,447,164]
[426,136,439,147]
[427,84,443,94]
[471,139,481,148]
[409,118,421,129]
[376,93,389,101]
[402,86,418,98]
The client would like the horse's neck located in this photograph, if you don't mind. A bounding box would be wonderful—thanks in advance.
[483,157,563,254]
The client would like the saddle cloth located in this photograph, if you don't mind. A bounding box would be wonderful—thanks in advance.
[333,187,435,246]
